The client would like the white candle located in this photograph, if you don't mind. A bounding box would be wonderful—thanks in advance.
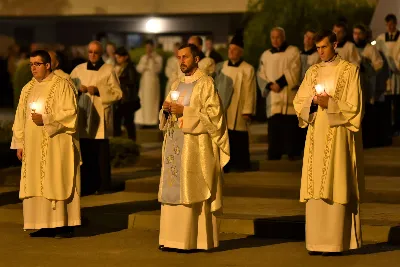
[170,91,180,101]
[315,84,325,94]
[30,102,39,113]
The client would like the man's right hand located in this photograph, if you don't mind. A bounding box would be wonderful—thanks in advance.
[79,85,88,93]
[312,95,318,105]
[162,101,171,111]
[17,149,23,161]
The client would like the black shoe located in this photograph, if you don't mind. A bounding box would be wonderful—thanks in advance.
[322,252,343,256]
[54,227,74,239]
[308,251,323,256]
[29,228,56,238]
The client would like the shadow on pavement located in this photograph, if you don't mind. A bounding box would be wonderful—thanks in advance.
[0,190,20,206]
[76,199,160,237]
[349,242,400,255]
[210,236,300,253]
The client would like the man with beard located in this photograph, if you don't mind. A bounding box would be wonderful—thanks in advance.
[70,41,122,195]
[158,43,229,252]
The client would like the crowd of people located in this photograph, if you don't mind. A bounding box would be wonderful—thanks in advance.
[6,12,400,257]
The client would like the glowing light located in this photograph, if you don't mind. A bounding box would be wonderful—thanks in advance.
[315,84,325,94]
[170,91,180,101]
[371,40,377,46]
[145,18,162,33]
[30,102,39,113]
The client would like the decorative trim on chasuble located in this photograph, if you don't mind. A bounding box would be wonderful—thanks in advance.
[164,115,181,187]
[306,62,352,199]
[21,80,35,196]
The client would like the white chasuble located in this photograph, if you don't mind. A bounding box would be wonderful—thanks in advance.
[293,56,364,252]
[11,73,81,229]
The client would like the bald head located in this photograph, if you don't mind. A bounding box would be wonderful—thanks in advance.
[270,27,286,49]
[88,41,103,64]
[188,36,203,50]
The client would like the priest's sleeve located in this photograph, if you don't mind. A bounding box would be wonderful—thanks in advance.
[293,67,317,128]
[98,70,123,106]
[181,78,230,167]
[349,44,362,67]
[10,83,31,149]
[136,56,147,74]
[256,52,271,97]
[42,81,78,138]
[326,66,363,132]
[242,67,257,115]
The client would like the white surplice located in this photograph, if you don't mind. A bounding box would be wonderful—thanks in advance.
[164,55,179,97]
[335,41,361,66]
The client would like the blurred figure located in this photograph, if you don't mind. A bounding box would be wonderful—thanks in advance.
[12,45,33,109]
[300,30,320,81]
[70,41,122,195]
[214,30,256,172]
[332,22,361,66]
[48,50,77,95]
[205,36,223,64]
[164,42,180,97]
[103,42,116,65]
[134,39,163,128]
[257,27,302,160]
[113,47,140,141]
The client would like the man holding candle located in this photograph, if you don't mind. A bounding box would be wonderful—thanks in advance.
[11,50,81,238]
[257,27,302,160]
[158,43,229,252]
[294,30,364,256]
[70,41,122,195]
[214,29,256,172]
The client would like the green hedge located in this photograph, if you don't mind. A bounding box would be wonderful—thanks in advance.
[0,121,21,168]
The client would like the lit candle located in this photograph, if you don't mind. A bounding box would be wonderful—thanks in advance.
[315,84,325,95]
[30,102,39,113]
[170,91,180,102]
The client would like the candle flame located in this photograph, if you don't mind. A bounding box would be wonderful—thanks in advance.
[315,84,325,94]
[170,91,180,101]
[30,102,38,111]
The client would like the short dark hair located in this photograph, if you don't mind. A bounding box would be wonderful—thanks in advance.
[54,51,66,70]
[191,36,203,46]
[305,29,316,35]
[354,24,367,33]
[333,21,347,32]
[174,42,181,48]
[385,14,397,23]
[30,50,51,65]
[315,30,337,44]
[205,36,213,42]
[179,43,201,59]
[145,39,154,46]
[115,47,129,57]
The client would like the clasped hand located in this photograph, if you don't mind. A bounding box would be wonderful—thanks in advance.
[313,91,329,109]
[31,113,44,126]
[162,101,184,116]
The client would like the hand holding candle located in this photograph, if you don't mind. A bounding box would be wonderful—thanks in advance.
[170,91,180,102]
[315,84,325,95]
[30,102,39,113]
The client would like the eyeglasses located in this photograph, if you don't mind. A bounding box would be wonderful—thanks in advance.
[29,62,45,67]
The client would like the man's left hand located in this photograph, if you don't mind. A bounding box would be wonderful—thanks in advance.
[242,114,252,122]
[170,103,184,116]
[270,83,281,93]
[31,113,44,126]
[87,86,99,95]
[317,92,330,109]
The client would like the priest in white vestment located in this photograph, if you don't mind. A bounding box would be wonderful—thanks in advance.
[164,42,180,98]
[257,27,303,160]
[333,22,361,66]
[158,43,229,252]
[353,25,384,148]
[135,39,163,127]
[214,30,256,172]
[70,41,122,195]
[293,30,365,256]
[376,14,400,135]
[176,36,216,79]
[11,50,81,238]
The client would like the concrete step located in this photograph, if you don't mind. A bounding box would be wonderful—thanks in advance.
[124,172,400,204]
[124,193,400,245]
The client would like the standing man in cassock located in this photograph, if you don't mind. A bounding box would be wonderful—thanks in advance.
[294,30,364,256]
[353,24,384,148]
[300,30,320,81]
[214,30,256,172]
[48,50,77,95]
[70,41,122,195]
[134,39,163,128]
[333,22,361,66]
[176,36,215,77]
[11,50,81,238]
[376,14,400,136]
[158,43,229,252]
[165,42,180,98]
[257,27,302,160]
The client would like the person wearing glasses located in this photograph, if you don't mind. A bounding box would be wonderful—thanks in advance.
[11,50,81,238]
[70,41,122,195]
